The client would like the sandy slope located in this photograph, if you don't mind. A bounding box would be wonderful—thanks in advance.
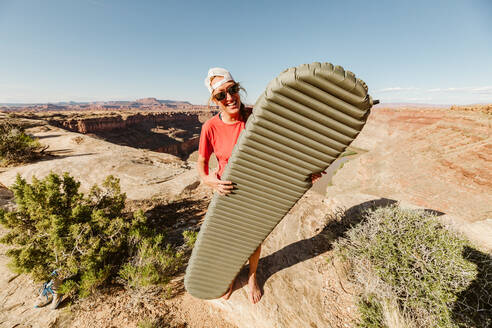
[0,125,200,201]
[334,107,492,249]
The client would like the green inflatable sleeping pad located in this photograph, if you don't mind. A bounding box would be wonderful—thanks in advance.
[184,62,375,299]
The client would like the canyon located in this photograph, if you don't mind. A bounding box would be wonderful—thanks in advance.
[8,109,217,159]
[0,104,490,328]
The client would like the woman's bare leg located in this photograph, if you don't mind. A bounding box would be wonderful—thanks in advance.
[221,278,235,300]
[248,244,262,304]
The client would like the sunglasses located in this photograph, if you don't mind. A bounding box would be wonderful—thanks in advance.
[213,83,239,101]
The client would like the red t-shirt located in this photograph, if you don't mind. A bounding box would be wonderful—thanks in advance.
[199,113,247,179]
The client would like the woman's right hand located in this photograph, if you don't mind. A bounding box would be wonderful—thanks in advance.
[202,172,234,196]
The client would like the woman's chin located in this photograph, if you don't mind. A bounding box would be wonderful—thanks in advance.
[224,106,240,114]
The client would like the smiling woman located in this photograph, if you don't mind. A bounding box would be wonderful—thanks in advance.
[200,68,252,185]
[197,67,263,304]
[195,67,325,304]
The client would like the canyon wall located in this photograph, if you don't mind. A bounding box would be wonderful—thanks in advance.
[154,136,200,158]
[48,111,208,134]
[48,110,216,158]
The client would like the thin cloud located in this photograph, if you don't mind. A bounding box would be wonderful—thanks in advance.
[471,86,492,94]
[427,87,470,92]
[426,86,492,94]
[379,86,492,94]
[378,87,420,92]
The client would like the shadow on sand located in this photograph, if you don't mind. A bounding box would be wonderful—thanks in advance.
[33,151,97,163]
[229,198,445,299]
[85,125,200,159]
[451,246,492,327]
[142,197,210,298]
[35,134,62,139]
[229,198,397,294]
[143,197,209,244]
[223,198,490,327]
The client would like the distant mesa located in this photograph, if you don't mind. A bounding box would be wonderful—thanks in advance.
[136,97,161,105]
[0,98,206,112]
[135,97,192,106]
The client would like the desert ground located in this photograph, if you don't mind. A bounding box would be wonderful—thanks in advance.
[0,104,490,327]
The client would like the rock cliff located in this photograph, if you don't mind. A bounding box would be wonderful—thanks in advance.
[49,111,204,134]
[48,110,216,158]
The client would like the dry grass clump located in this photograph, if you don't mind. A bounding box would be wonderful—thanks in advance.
[0,121,46,166]
[335,205,492,328]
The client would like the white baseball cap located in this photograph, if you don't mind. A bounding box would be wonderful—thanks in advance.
[204,67,235,93]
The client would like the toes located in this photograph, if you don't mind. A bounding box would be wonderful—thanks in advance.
[221,284,233,300]
[250,290,262,304]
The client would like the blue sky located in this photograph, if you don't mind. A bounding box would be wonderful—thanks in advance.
[1,0,491,105]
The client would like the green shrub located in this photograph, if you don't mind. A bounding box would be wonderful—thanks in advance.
[119,215,185,289]
[138,318,159,328]
[0,172,193,298]
[182,230,198,249]
[335,204,492,328]
[0,173,135,296]
[357,294,388,328]
[0,121,43,166]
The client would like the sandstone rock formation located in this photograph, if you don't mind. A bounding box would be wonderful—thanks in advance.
[339,106,491,223]
[200,106,492,327]
[48,111,204,134]
[46,110,216,158]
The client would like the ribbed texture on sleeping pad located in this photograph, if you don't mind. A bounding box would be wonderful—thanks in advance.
[185,62,374,299]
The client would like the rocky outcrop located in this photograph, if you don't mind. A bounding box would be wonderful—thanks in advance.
[154,136,200,158]
[48,110,216,158]
[450,104,492,115]
[49,111,206,134]
[1,98,198,112]
[135,97,162,106]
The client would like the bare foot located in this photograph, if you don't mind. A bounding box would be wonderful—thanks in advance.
[221,278,235,300]
[248,273,262,304]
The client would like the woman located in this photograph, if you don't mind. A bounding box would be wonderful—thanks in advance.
[197,67,323,304]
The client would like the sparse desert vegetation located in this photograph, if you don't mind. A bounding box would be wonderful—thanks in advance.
[0,121,46,166]
[335,205,492,328]
[0,172,192,299]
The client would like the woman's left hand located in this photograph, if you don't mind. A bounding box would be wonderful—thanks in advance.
[310,171,326,184]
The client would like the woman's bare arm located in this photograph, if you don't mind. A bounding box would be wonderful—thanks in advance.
[197,154,233,195]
